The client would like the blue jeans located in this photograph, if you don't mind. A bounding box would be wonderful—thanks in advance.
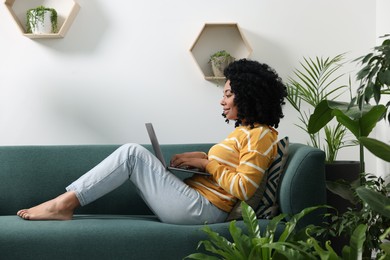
[66,143,227,224]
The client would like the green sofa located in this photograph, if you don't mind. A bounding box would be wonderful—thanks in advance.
[0,143,326,260]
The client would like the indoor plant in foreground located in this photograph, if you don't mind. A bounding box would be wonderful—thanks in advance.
[26,6,58,34]
[356,186,390,258]
[185,202,368,260]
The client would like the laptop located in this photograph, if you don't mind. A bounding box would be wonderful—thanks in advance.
[145,123,211,176]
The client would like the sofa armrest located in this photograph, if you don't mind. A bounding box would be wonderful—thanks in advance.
[278,143,326,228]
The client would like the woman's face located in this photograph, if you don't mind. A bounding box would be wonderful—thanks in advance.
[220,80,238,120]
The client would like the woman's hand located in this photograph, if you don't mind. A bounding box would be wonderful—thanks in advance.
[170,152,209,172]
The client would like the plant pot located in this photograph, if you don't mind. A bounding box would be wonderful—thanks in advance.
[210,56,235,77]
[325,160,360,213]
[27,9,57,34]
[325,160,360,255]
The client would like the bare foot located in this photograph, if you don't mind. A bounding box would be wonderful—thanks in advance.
[17,191,80,220]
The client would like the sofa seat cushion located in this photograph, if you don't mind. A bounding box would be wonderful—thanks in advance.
[0,215,283,260]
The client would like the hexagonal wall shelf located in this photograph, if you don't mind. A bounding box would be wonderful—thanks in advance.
[4,0,80,38]
[190,23,253,82]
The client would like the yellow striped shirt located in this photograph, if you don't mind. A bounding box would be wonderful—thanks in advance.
[185,124,278,212]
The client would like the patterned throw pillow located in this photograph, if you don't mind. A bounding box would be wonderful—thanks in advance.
[225,171,268,221]
[255,136,289,219]
[225,136,289,221]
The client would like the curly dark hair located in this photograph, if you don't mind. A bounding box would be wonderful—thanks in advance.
[223,59,287,128]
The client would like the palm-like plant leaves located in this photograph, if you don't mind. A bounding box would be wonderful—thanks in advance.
[324,122,352,163]
[286,54,349,162]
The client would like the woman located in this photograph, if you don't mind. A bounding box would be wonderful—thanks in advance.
[17,59,287,225]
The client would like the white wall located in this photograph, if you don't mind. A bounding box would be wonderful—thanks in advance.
[0,0,384,171]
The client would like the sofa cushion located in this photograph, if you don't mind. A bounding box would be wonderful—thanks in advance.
[226,137,289,221]
[0,215,282,260]
[255,136,289,218]
[225,172,268,221]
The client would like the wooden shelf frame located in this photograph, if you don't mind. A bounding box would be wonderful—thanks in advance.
[4,0,80,38]
[190,23,253,82]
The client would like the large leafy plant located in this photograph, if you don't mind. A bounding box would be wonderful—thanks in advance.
[355,34,390,120]
[185,202,368,260]
[286,54,353,162]
[354,125,390,259]
[308,35,390,174]
[356,186,390,259]
[308,100,386,174]
[316,173,390,258]
[307,34,390,258]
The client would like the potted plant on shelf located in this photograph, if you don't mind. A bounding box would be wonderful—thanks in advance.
[209,50,235,77]
[26,6,58,34]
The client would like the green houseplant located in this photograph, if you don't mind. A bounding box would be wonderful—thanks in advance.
[307,34,390,258]
[355,34,390,121]
[209,50,235,77]
[287,55,360,227]
[185,202,369,260]
[26,6,58,34]
[186,36,390,260]
[356,186,390,258]
[316,173,390,258]
[308,34,390,176]
[320,148,390,259]
[286,54,353,163]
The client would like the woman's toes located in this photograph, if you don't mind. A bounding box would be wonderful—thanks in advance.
[17,210,30,219]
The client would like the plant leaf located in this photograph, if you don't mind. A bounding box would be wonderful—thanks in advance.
[278,206,323,242]
[241,202,261,239]
[348,224,367,260]
[380,241,390,255]
[308,100,334,134]
[228,221,251,259]
[332,109,360,139]
[378,70,390,85]
[359,105,386,137]
[264,242,315,259]
[326,180,359,204]
[200,226,236,258]
[184,253,220,260]
[265,213,287,242]
[356,186,390,218]
[359,137,390,162]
